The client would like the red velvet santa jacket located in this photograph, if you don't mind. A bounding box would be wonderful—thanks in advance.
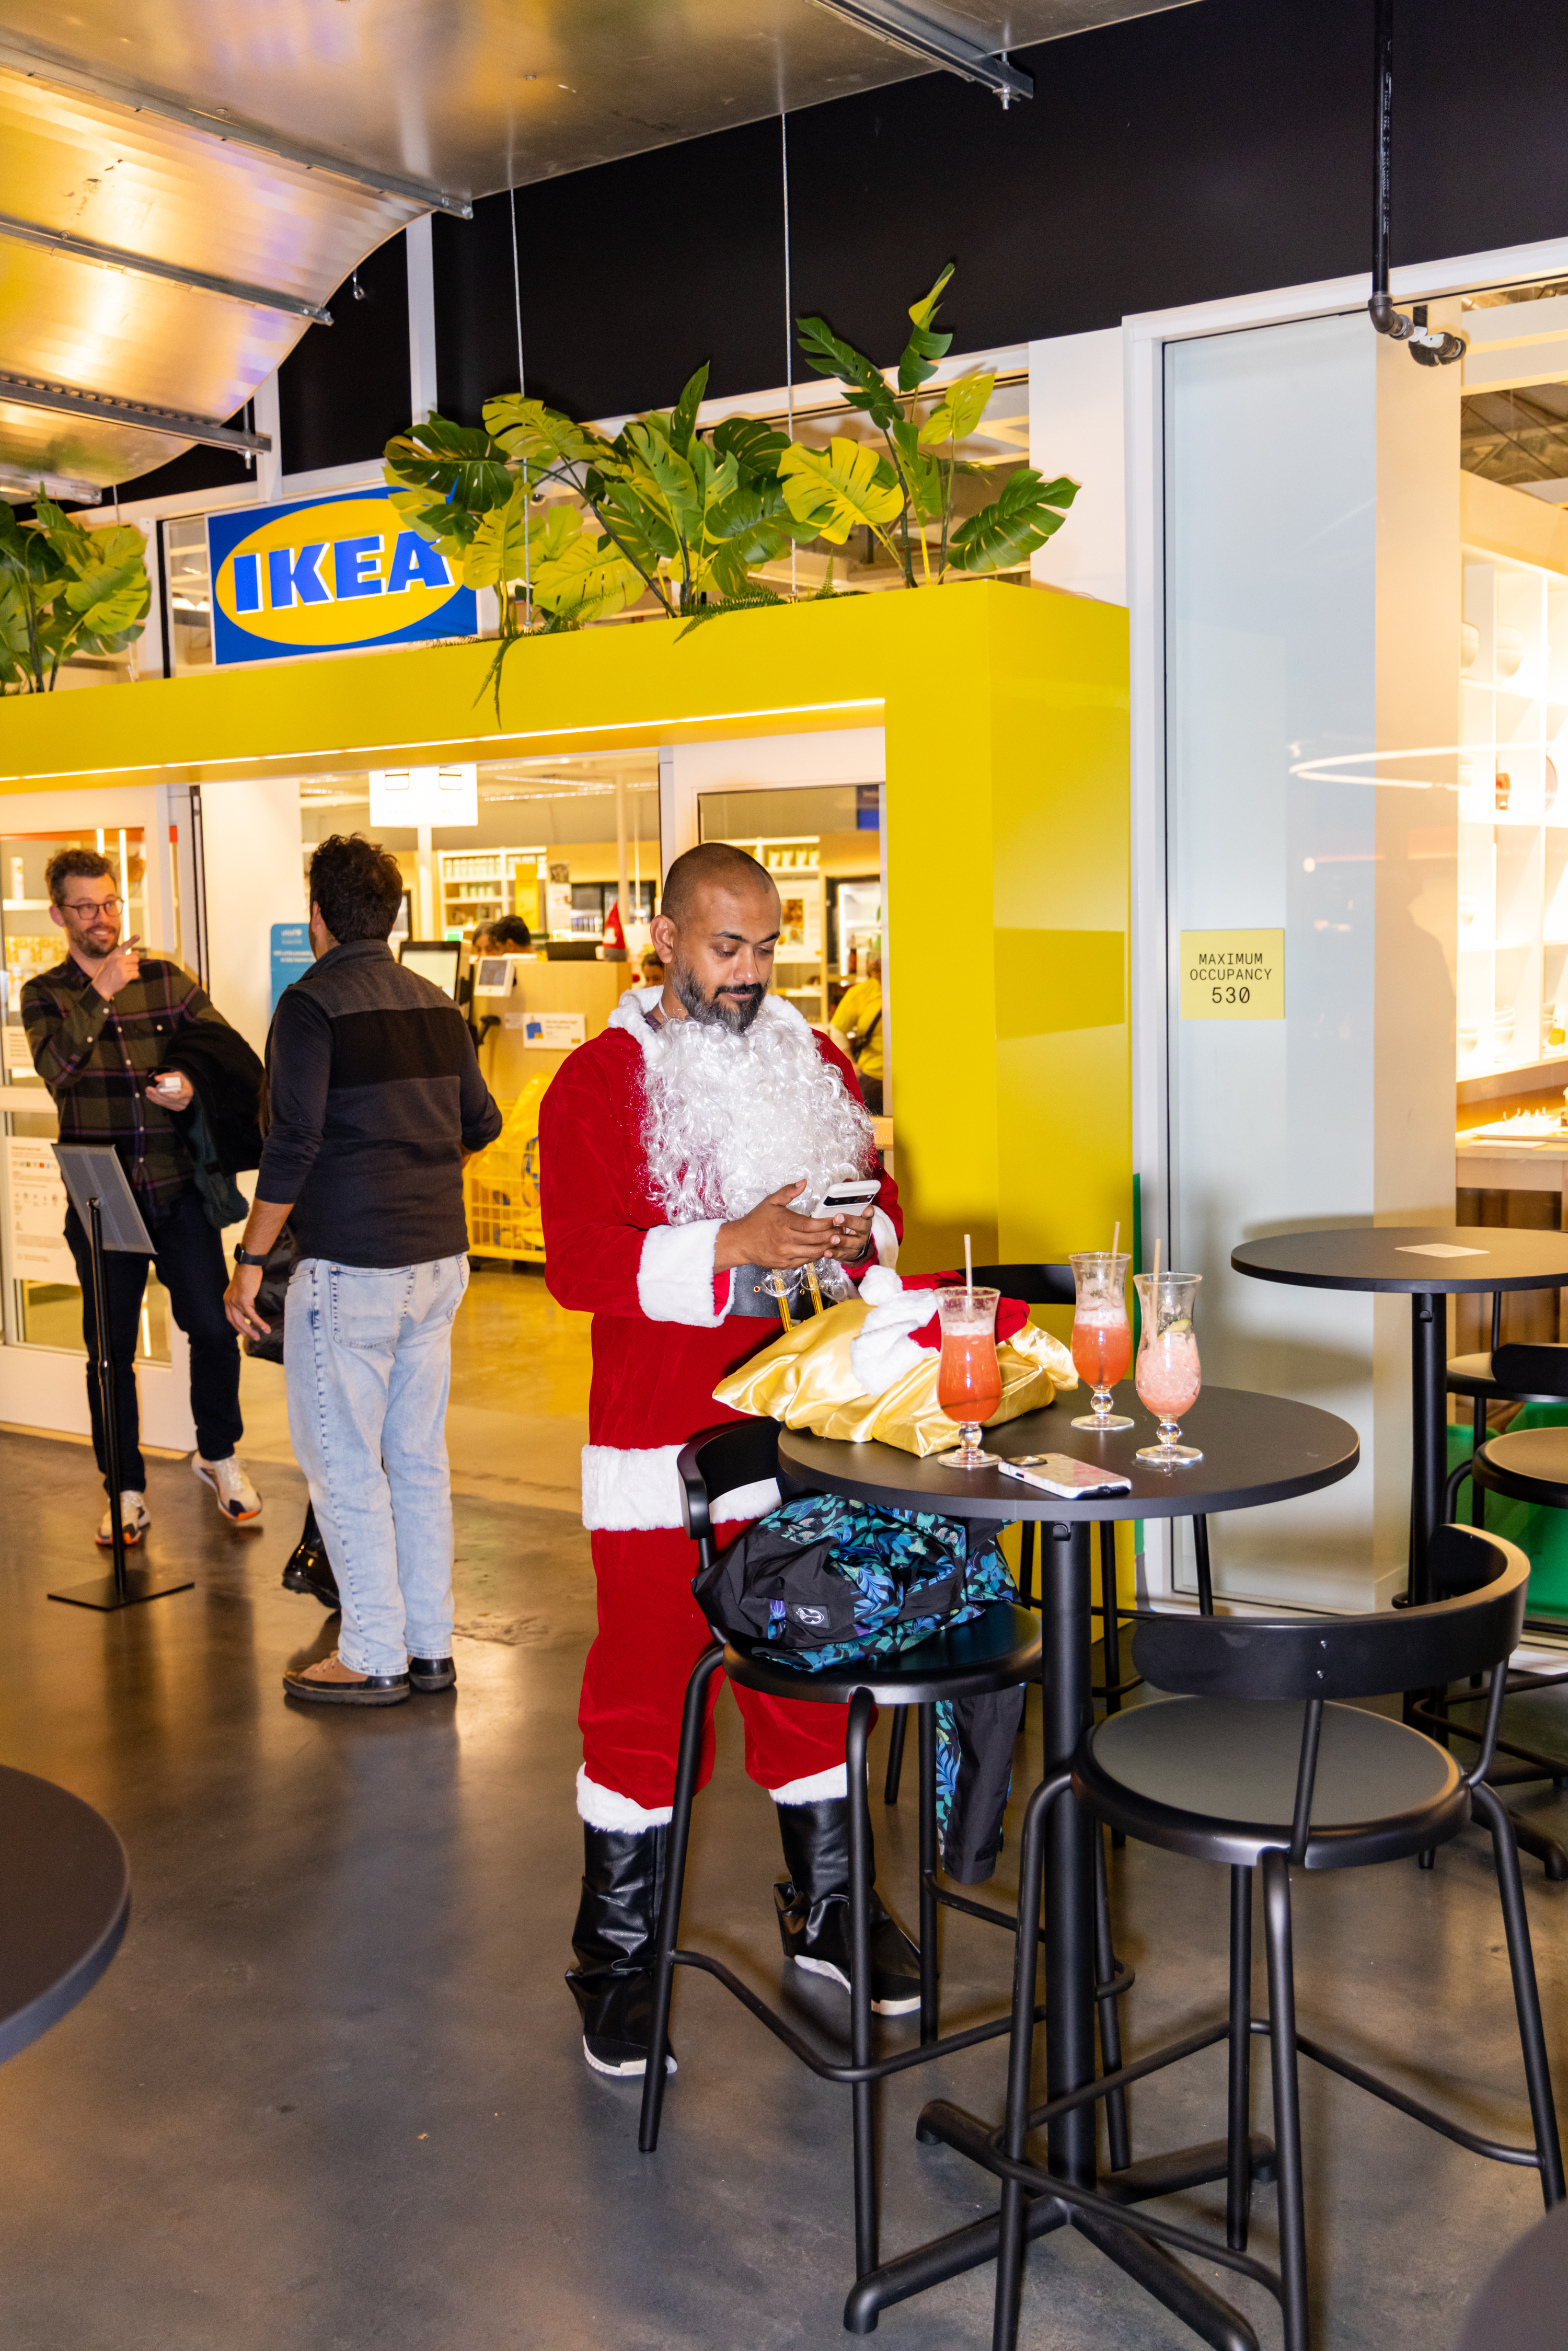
[540,987,902,1536]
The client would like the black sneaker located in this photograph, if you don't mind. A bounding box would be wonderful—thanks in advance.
[409,1656,456,1693]
[571,1972,677,2079]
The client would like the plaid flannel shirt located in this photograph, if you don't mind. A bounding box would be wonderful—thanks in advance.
[22,953,230,1212]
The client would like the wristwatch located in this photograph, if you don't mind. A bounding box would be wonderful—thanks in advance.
[233,1246,269,1267]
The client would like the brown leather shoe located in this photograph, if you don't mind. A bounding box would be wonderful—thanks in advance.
[283,1651,410,1707]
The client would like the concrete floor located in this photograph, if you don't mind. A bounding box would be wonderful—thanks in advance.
[2,1265,1566,2348]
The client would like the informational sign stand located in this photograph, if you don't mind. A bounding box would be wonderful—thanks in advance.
[48,1147,194,1614]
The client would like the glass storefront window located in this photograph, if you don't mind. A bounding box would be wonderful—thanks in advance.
[164,517,214,674]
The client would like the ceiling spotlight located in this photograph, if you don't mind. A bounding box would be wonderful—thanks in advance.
[805,0,1032,106]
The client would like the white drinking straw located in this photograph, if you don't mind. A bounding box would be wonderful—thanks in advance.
[1111,1221,1120,1262]
[1152,1236,1162,1287]
[964,1232,973,1299]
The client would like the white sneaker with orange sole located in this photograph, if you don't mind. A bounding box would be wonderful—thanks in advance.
[193,1454,262,1523]
[96,1491,149,1548]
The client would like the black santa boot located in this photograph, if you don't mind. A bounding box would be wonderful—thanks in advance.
[281,1501,340,1611]
[775,1797,922,2016]
[567,1825,677,2078]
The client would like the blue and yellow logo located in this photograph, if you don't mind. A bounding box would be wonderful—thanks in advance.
[205,490,477,667]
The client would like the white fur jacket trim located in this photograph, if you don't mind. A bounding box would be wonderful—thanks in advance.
[637,1218,730,1327]
[577,1766,673,1830]
[580,1442,780,1534]
[770,1764,850,1804]
[849,1267,931,1396]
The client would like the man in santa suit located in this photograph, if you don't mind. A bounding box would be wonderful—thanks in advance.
[540,840,918,2077]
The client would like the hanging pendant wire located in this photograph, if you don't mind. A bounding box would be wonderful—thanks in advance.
[509,183,531,623]
[781,111,797,601]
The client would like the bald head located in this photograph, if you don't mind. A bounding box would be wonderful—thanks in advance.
[660,842,773,925]
[650,843,780,1034]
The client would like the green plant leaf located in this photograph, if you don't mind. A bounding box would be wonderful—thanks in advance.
[948,468,1079,573]
[675,583,786,638]
[778,439,903,545]
[483,396,607,475]
[529,523,648,624]
[461,483,546,591]
[383,414,513,511]
[385,486,482,557]
[897,264,955,392]
[709,416,790,480]
[794,314,899,430]
[918,371,995,448]
[669,364,710,459]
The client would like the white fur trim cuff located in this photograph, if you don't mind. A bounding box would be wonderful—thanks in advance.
[770,1765,849,1805]
[711,1476,781,1525]
[581,1443,684,1532]
[638,1219,728,1326]
[577,1766,673,1830]
[870,1206,900,1267]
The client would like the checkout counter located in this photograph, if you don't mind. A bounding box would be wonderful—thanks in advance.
[427,947,631,1263]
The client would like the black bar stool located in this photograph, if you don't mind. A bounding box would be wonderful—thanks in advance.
[1446,1290,1566,1530]
[972,1522,1562,2351]
[637,1416,1131,2290]
[1437,1342,1568,1879]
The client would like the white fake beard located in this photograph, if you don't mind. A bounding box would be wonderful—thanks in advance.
[640,996,875,1226]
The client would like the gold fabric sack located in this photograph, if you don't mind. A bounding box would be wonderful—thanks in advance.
[712,1298,1078,1457]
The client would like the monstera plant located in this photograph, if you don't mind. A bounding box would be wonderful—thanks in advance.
[786,264,1077,585]
[0,497,151,693]
[384,366,817,701]
[382,259,1078,704]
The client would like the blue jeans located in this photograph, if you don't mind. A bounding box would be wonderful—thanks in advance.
[284,1254,468,1676]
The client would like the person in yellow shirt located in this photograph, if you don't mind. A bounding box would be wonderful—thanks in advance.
[831,951,883,1115]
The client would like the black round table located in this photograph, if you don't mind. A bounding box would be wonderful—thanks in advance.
[0,1766,130,2066]
[1231,1226,1568,1607]
[778,1385,1359,2345]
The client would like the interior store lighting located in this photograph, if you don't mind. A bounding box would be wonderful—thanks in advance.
[805,0,1032,105]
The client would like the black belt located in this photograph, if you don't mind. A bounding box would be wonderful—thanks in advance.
[729,1264,785,1320]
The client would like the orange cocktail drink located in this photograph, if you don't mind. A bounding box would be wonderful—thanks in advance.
[934,1286,1001,1469]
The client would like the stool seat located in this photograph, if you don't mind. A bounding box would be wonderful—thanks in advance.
[1448,1352,1565,1403]
[1477,1426,1568,1506]
[722,1602,1042,1707]
[1075,1697,1466,1870]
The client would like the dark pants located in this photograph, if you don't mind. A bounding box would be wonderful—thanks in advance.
[65,1186,243,1494]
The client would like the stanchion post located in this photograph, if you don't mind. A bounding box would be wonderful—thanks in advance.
[88,1196,129,1607]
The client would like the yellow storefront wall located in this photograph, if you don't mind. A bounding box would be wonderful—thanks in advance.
[1,581,1131,1277]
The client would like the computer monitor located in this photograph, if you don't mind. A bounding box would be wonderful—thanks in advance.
[398,940,462,998]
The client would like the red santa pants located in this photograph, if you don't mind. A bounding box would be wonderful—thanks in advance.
[580,1525,851,1810]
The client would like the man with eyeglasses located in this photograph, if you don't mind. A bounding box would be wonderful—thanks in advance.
[22,846,262,1549]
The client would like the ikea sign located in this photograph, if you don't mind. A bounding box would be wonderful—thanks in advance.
[206,490,477,666]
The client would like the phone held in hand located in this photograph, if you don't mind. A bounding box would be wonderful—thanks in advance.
[812,1177,881,1216]
[999,1455,1134,1499]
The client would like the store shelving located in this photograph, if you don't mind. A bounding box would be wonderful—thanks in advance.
[1458,546,1568,1081]
[438,847,548,939]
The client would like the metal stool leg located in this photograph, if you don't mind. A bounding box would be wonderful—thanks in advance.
[1019,1519,1036,1609]
[883,1707,908,1805]
[1093,1823,1130,2172]
[992,1771,1070,2351]
[1472,1393,1487,1528]
[846,1687,879,2276]
[1261,1851,1308,2351]
[917,1701,940,2045]
[1226,1864,1253,2251]
[1471,1781,1566,2204]
[1098,1523,1122,1711]
[1193,1515,1215,1615]
[639,1641,724,2154]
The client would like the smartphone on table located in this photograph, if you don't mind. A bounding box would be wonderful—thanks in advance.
[1000,1455,1133,1499]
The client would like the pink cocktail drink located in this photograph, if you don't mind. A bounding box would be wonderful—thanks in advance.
[1072,1313,1133,1391]
[935,1287,1002,1468]
[1135,1332,1201,1419]
[938,1335,1002,1424]
[1069,1252,1134,1431]
[1133,1272,1204,1466]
